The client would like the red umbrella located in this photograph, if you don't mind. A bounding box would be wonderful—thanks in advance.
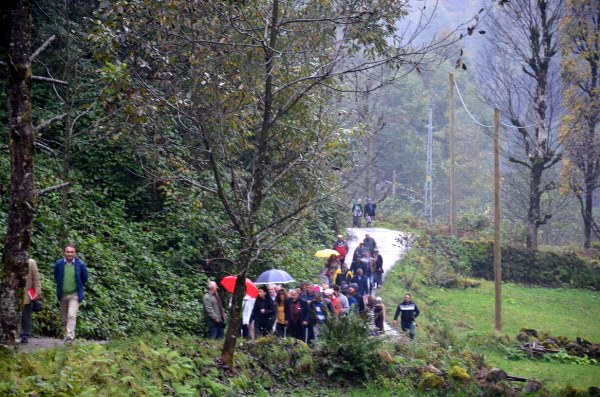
[220,276,259,299]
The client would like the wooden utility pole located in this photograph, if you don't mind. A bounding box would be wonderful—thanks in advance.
[392,169,397,198]
[448,74,457,236]
[494,108,502,332]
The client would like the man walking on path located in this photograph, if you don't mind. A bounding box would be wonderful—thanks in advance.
[393,293,420,340]
[363,234,377,255]
[203,281,227,339]
[373,249,384,288]
[54,245,88,342]
[351,199,363,228]
[20,258,42,344]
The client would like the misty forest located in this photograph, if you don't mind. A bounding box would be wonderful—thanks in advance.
[1,0,599,396]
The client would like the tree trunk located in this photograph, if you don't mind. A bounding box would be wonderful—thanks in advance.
[220,273,247,366]
[583,179,594,249]
[526,163,543,251]
[0,0,35,344]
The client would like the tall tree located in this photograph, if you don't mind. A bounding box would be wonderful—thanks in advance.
[480,0,564,251]
[91,0,476,364]
[560,0,600,248]
[0,0,36,343]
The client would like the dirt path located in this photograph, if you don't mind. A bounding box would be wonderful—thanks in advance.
[9,337,107,353]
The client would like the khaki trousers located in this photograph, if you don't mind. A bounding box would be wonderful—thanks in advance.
[60,293,79,340]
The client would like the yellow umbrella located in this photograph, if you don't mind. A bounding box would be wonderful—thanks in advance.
[314,249,340,258]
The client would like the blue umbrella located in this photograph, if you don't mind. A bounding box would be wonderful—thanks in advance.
[254,269,295,285]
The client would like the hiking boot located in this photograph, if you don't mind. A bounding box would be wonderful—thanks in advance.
[20,337,28,344]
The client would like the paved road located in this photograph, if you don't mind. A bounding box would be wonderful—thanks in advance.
[345,227,409,276]
[346,227,411,337]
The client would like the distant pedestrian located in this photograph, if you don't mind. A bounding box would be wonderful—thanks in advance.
[352,199,363,228]
[54,245,88,342]
[363,234,377,255]
[373,296,385,332]
[373,249,384,288]
[333,235,349,264]
[364,198,376,227]
[393,293,420,340]
[203,281,227,339]
[20,258,42,344]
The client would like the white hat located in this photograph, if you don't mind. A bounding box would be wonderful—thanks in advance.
[376,296,382,301]
[324,288,334,295]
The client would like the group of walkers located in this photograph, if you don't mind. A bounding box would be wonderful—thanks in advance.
[203,230,421,344]
[351,198,377,228]
[324,234,383,295]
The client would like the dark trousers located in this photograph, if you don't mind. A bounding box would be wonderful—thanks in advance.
[208,321,225,339]
[21,303,33,339]
[275,323,286,337]
[288,322,306,341]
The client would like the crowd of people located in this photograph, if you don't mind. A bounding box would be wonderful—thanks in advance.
[204,231,420,344]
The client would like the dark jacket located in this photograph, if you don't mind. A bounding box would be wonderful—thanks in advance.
[375,254,384,273]
[54,257,88,302]
[351,274,369,296]
[364,202,376,217]
[394,301,420,323]
[285,298,310,324]
[250,296,276,331]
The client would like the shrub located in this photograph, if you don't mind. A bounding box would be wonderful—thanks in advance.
[316,313,386,382]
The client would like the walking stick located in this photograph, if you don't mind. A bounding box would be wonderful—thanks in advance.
[304,327,309,344]
[284,326,287,338]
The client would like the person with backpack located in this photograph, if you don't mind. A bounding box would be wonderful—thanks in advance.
[352,199,363,228]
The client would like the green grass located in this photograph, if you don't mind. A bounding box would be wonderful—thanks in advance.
[425,281,600,341]
[381,269,600,389]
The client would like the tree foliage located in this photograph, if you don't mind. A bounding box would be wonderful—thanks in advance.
[560,0,600,248]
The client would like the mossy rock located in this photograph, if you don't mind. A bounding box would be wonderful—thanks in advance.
[419,371,446,391]
[561,385,587,397]
[519,328,538,338]
[457,277,481,288]
[516,332,531,343]
[448,365,471,383]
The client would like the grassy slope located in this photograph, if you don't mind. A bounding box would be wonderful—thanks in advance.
[382,263,600,389]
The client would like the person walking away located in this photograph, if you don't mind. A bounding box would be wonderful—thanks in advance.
[393,293,420,340]
[241,294,256,339]
[354,242,366,259]
[274,289,288,337]
[250,286,276,337]
[351,268,369,296]
[332,235,349,264]
[352,199,363,228]
[364,198,376,227]
[285,290,310,341]
[363,234,377,255]
[20,258,42,344]
[203,281,227,339]
[54,245,88,342]
[373,249,384,288]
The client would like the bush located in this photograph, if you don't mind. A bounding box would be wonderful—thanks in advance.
[316,313,387,382]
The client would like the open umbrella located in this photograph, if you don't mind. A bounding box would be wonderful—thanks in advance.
[254,269,295,285]
[220,276,259,299]
[314,249,341,258]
